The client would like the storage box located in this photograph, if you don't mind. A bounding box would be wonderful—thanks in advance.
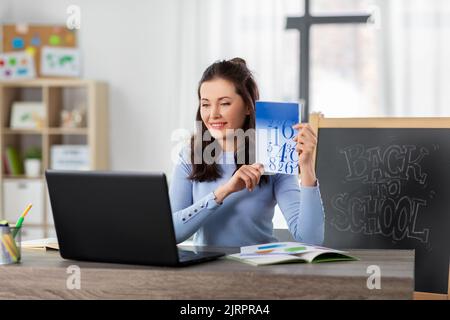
[51,145,89,170]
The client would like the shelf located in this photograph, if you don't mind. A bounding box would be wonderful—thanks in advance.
[1,128,88,135]
[0,79,108,239]
[0,78,97,88]
[2,128,44,135]
[47,128,88,135]
[2,175,44,180]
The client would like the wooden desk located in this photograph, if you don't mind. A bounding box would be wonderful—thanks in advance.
[0,247,414,300]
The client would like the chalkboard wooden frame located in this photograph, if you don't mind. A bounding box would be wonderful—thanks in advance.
[310,113,450,300]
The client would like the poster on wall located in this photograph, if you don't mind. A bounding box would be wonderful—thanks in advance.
[0,51,36,80]
[41,46,81,77]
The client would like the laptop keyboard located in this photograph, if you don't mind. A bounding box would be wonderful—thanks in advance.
[178,250,199,260]
[177,249,226,264]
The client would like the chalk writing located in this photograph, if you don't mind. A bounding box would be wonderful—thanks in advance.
[329,144,431,244]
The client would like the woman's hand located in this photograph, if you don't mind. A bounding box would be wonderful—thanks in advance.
[214,163,264,203]
[292,123,318,187]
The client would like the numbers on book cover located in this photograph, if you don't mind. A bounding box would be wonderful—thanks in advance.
[267,120,299,174]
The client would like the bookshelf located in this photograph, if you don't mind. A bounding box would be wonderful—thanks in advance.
[0,79,109,240]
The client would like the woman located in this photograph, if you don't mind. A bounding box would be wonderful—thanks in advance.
[169,58,324,247]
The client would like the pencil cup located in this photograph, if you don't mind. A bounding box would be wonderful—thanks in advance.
[0,226,21,265]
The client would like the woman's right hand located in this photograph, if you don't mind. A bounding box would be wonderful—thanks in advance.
[213,163,265,203]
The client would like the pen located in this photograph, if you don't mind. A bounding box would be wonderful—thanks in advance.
[12,204,32,238]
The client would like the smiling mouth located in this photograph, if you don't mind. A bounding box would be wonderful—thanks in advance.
[209,122,228,129]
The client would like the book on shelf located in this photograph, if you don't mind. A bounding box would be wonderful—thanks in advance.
[5,146,24,175]
[3,153,10,174]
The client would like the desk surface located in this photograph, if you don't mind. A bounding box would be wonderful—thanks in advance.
[0,247,414,299]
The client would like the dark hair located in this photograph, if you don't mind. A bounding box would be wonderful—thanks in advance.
[188,58,268,185]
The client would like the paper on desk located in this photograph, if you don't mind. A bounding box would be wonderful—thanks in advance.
[227,253,307,266]
[21,238,59,251]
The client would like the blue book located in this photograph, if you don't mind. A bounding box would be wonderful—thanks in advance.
[255,101,302,175]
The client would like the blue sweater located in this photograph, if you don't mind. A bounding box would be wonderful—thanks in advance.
[169,148,325,247]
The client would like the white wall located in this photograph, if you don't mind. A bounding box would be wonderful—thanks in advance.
[1,0,184,175]
[0,1,12,27]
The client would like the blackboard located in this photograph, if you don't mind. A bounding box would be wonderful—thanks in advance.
[316,128,450,294]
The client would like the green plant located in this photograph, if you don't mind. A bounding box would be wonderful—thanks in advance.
[24,147,42,160]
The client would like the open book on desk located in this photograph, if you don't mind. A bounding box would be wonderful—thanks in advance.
[227,242,358,266]
[21,238,59,251]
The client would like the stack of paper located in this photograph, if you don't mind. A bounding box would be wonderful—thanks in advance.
[21,238,59,251]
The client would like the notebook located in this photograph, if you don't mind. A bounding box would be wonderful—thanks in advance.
[227,242,358,266]
[21,238,59,251]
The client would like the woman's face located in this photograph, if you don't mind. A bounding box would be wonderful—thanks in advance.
[199,78,250,141]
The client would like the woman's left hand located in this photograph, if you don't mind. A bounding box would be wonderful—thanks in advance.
[292,123,318,186]
[292,123,317,169]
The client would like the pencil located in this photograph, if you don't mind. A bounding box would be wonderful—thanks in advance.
[12,204,32,239]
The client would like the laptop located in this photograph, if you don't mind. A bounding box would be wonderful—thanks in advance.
[45,170,225,266]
